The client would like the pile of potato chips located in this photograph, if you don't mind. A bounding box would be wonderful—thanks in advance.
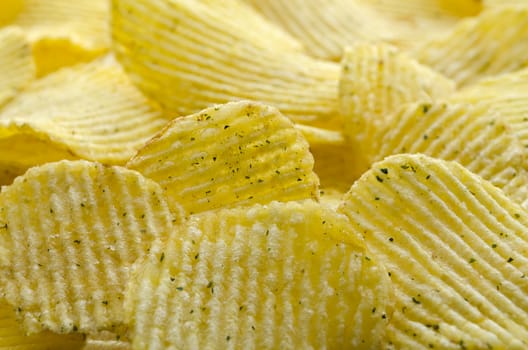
[1,0,528,349]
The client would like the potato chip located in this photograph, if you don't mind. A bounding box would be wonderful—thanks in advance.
[111,0,341,129]
[372,102,528,206]
[242,0,481,60]
[0,26,35,108]
[0,302,86,349]
[2,0,110,76]
[338,153,528,349]
[127,101,319,215]
[412,6,528,86]
[83,332,130,350]
[483,0,528,8]
[0,58,168,184]
[450,68,528,147]
[125,200,392,349]
[339,43,455,175]
[0,160,182,334]
[0,0,23,26]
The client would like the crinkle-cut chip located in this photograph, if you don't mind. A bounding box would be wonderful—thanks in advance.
[2,0,110,76]
[450,68,528,148]
[127,101,319,215]
[0,26,35,108]
[483,0,528,8]
[111,0,341,129]
[372,102,528,206]
[0,302,86,349]
[125,200,392,350]
[338,154,528,349]
[412,6,528,86]
[339,43,455,174]
[83,332,130,350]
[242,0,481,60]
[0,160,182,334]
[0,58,168,180]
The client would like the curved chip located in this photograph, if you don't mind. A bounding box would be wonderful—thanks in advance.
[372,102,528,206]
[83,332,130,350]
[0,160,182,334]
[111,0,341,129]
[125,200,392,349]
[242,0,481,60]
[2,0,110,76]
[127,101,319,215]
[0,26,35,108]
[339,43,455,174]
[0,58,168,184]
[338,153,528,349]
[0,303,86,349]
[412,6,528,86]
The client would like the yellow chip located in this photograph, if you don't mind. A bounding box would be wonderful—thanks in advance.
[338,153,528,349]
[111,0,341,129]
[0,26,35,108]
[242,0,481,60]
[339,43,455,175]
[450,68,528,147]
[83,332,130,350]
[0,0,23,26]
[0,160,183,334]
[125,200,392,349]
[483,0,528,8]
[0,58,168,184]
[0,302,86,349]
[1,0,110,76]
[372,102,528,206]
[412,6,528,86]
[127,101,319,215]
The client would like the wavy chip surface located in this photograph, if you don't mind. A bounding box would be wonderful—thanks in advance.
[111,0,341,128]
[339,154,528,349]
[127,101,319,215]
[413,6,528,86]
[0,58,168,183]
[0,160,182,334]
[372,102,528,206]
[125,200,391,349]
[2,0,110,76]
[0,26,35,108]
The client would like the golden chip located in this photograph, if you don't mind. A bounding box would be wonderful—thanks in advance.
[372,102,528,206]
[412,6,528,86]
[0,58,168,184]
[0,160,183,334]
[127,101,320,214]
[339,153,528,349]
[125,200,392,349]
[0,26,35,108]
[111,0,341,129]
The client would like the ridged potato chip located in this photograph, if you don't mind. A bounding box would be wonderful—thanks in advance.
[111,0,341,129]
[0,26,35,108]
[125,200,392,349]
[0,160,183,334]
[339,153,528,349]
[127,101,319,215]
[243,0,481,60]
[339,43,455,174]
[413,6,528,86]
[484,0,528,8]
[83,332,130,350]
[0,58,168,184]
[0,303,85,349]
[372,102,528,206]
[1,0,110,76]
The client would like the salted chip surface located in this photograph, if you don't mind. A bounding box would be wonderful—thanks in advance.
[0,160,182,334]
[125,200,391,350]
[372,102,528,206]
[2,0,110,76]
[112,0,341,129]
[412,6,528,86]
[0,58,168,183]
[0,26,35,108]
[127,101,319,215]
[339,153,528,349]
[339,43,455,174]
[0,302,85,349]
